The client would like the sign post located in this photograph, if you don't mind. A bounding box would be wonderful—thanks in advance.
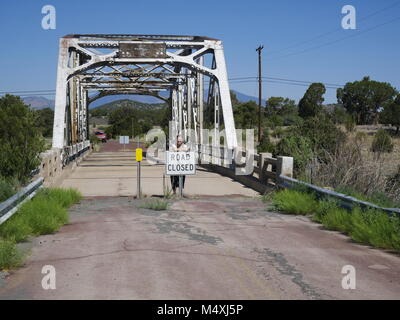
[166,151,196,198]
[136,148,143,198]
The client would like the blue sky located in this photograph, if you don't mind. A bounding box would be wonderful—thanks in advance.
[0,0,399,103]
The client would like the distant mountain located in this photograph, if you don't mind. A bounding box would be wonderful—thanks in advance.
[21,89,262,111]
[231,90,267,105]
[23,96,55,110]
[89,94,164,108]
[90,99,166,117]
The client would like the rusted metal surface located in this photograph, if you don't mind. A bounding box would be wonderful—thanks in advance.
[119,43,167,58]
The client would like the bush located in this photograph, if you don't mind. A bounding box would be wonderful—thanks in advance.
[258,130,275,153]
[275,134,314,176]
[0,177,17,202]
[0,95,45,183]
[272,189,318,215]
[297,116,346,156]
[371,129,393,153]
[0,240,23,270]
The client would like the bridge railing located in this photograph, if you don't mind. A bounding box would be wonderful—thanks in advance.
[0,178,44,225]
[199,145,400,215]
[0,141,91,225]
[32,140,91,186]
[198,146,293,182]
[197,145,293,193]
[279,175,400,216]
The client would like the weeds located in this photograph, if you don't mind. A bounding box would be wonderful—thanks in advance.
[39,188,82,209]
[0,187,82,271]
[350,207,400,250]
[272,189,318,215]
[139,199,169,211]
[0,239,23,270]
[163,185,174,200]
[272,189,400,252]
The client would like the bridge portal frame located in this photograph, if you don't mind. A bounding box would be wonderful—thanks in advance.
[52,34,237,154]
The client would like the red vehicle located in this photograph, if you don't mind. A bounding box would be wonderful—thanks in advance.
[95,131,107,143]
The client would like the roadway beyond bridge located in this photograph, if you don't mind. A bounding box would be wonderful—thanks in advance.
[0,142,400,300]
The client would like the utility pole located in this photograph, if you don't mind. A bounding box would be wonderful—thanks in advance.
[256,45,264,142]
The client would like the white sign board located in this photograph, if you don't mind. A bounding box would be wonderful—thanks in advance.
[119,136,129,144]
[166,152,196,175]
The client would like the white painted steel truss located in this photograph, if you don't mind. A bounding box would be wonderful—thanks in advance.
[52,34,237,151]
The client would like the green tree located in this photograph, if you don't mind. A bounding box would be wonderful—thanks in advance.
[298,83,326,118]
[108,105,139,137]
[265,97,301,126]
[233,101,259,129]
[35,108,54,137]
[381,94,400,134]
[337,76,397,125]
[298,115,346,156]
[0,95,45,183]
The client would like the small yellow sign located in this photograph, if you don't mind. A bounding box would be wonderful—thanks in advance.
[136,148,143,162]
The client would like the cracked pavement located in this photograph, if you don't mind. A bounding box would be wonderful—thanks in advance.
[0,196,400,300]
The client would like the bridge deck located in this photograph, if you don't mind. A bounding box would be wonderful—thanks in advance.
[59,143,258,198]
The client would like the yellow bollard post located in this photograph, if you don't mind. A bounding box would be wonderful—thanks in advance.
[136,148,143,198]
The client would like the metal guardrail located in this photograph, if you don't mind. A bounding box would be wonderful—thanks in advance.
[278,175,400,216]
[0,177,44,225]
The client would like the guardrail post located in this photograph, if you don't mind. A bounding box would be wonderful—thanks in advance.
[277,156,293,184]
[259,152,271,182]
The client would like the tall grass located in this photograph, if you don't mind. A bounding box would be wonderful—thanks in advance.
[272,189,318,215]
[139,199,169,211]
[350,207,400,250]
[272,189,400,252]
[39,188,82,209]
[0,187,82,271]
[0,240,23,270]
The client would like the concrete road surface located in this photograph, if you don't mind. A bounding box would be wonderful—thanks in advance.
[58,148,258,198]
[1,196,399,299]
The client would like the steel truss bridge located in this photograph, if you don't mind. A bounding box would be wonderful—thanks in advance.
[52,34,237,158]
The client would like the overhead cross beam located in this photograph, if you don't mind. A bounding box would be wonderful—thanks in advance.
[52,34,237,153]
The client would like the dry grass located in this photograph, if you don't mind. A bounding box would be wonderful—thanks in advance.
[308,126,400,203]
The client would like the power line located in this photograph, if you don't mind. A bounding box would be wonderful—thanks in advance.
[268,0,400,56]
[270,15,400,61]
[0,90,55,94]
[229,79,340,90]
[228,76,344,87]
[1,75,345,96]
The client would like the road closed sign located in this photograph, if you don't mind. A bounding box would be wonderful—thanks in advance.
[166,152,196,175]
